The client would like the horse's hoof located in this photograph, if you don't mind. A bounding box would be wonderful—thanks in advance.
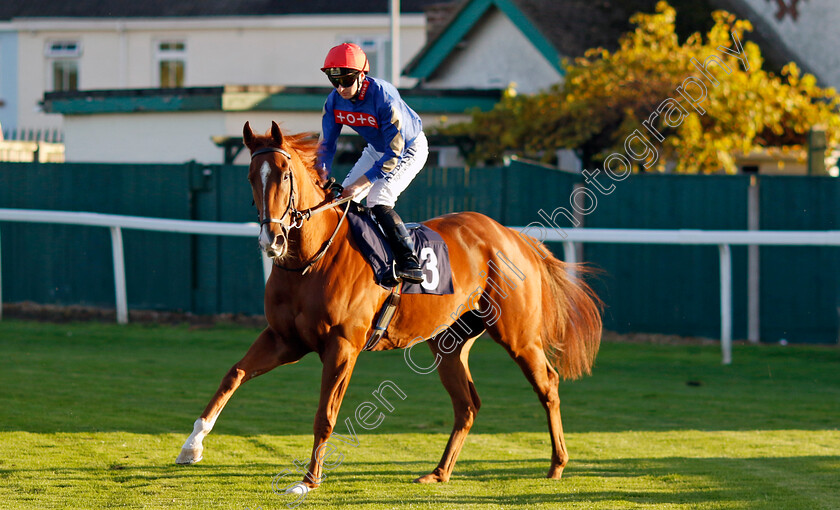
[176,448,204,465]
[414,472,448,483]
[286,483,313,495]
[546,465,564,479]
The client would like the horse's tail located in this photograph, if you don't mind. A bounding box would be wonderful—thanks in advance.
[539,256,603,380]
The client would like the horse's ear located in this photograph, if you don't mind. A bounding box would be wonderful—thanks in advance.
[243,121,255,148]
[270,121,283,146]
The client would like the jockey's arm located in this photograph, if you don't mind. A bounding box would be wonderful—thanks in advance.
[340,174,372,199]
[317,101,343,177]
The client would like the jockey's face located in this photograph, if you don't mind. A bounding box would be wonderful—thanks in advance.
[336,72,363,100]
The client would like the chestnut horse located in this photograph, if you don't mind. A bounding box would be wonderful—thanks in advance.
[176,121,602,493]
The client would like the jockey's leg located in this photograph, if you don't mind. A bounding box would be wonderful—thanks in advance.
[340,144,380,202]
[367,133,429,284]
[371,205,423,283]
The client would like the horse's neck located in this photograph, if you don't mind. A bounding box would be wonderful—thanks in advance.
[291,176,340,265]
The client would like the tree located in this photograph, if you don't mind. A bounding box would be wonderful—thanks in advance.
[437,1,840,174]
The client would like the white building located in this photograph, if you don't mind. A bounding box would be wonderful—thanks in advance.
[0,2,435,142]
[1,1,508,165]
[5,0,835,169]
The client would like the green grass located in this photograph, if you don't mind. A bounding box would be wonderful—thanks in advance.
[0,319,838,509]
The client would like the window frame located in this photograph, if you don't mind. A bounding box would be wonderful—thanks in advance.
[45,40,82,92]
[154,39,187,88]
[51,59,79,92]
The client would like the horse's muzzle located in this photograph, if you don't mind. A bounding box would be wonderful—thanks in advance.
[260,226,288,259]
[263,243,287,260]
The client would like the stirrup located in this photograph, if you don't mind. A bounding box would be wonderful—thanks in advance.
[380,262,401,288]
[397,266,424,284]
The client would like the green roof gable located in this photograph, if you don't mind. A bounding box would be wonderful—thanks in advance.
[404,0,564,80]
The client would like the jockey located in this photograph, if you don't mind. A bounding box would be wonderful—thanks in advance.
[317,42,427,284]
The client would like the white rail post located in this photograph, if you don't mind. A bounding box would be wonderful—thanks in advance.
[563,240,578,280]
[719,243,733,365]
[109,226,128,324]
[747,175,761,343]
[390,0,400,86]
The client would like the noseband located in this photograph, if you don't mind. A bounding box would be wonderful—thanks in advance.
[251,147,305,230]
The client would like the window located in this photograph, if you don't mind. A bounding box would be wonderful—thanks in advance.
[339,36,390,79]
[52,60,79,92]
[155,40,186,88]
[45,41,81,92]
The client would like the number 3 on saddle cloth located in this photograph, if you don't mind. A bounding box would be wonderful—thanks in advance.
[345,205,454,295]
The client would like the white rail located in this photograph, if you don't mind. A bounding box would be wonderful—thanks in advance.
[1,209,838,364]
[0,208,264,325]
[526,227,840,365]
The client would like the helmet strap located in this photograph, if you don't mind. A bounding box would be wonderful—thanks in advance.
[351,73,365,100]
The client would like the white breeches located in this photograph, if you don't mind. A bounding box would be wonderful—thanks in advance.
[341,132,428,208]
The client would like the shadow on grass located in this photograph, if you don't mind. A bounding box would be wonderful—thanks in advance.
[3,455,837,508]
[316,456,840,509]
[1,324,838,435]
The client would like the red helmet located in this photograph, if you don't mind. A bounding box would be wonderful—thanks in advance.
[321,43,370,74]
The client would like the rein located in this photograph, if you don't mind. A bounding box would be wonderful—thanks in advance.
[251,146,353,275]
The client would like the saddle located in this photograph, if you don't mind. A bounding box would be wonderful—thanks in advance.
[343,201,454,350]
[320,178,453,349]
[345,202,453,295]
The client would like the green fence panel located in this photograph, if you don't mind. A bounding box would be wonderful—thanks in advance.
[188,161,223,315]
[502,160,580,226]
[759,176,840,343]
[2,160,836,344]
[0,162,192,311]
[216,164,266,316]
[395,166,499,222]
[583,174,751,340]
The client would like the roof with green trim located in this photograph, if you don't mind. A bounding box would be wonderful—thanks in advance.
[405,0,739,81]
[41,85,502,116]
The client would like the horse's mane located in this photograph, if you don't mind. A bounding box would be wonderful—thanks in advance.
[285,132,321,173]
[251,127,322,182]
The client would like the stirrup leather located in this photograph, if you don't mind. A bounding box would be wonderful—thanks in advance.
[364,283,402,351]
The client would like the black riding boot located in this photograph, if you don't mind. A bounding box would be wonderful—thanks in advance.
[371,205,424,284]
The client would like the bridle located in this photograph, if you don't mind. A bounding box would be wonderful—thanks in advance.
[252,147,303,231]
[250,146,353,274]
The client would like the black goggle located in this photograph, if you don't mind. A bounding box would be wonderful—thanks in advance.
[327,72,360,88]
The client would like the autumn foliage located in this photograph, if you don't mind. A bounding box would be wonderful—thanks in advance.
[438,1,840,174]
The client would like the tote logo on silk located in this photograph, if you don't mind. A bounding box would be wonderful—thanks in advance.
[334,110,379,128]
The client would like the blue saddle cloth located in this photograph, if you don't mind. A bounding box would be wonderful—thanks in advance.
[346,206,454,295]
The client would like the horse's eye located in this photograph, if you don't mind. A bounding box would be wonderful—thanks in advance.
[283,173,290,181]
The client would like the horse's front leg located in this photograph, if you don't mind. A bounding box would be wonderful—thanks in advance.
[176,328,309,465]
[295,338,359,491]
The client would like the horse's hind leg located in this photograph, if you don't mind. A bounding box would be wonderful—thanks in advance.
[500,341,568,479]
[416,326,483,484]
[176,328,308,465]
